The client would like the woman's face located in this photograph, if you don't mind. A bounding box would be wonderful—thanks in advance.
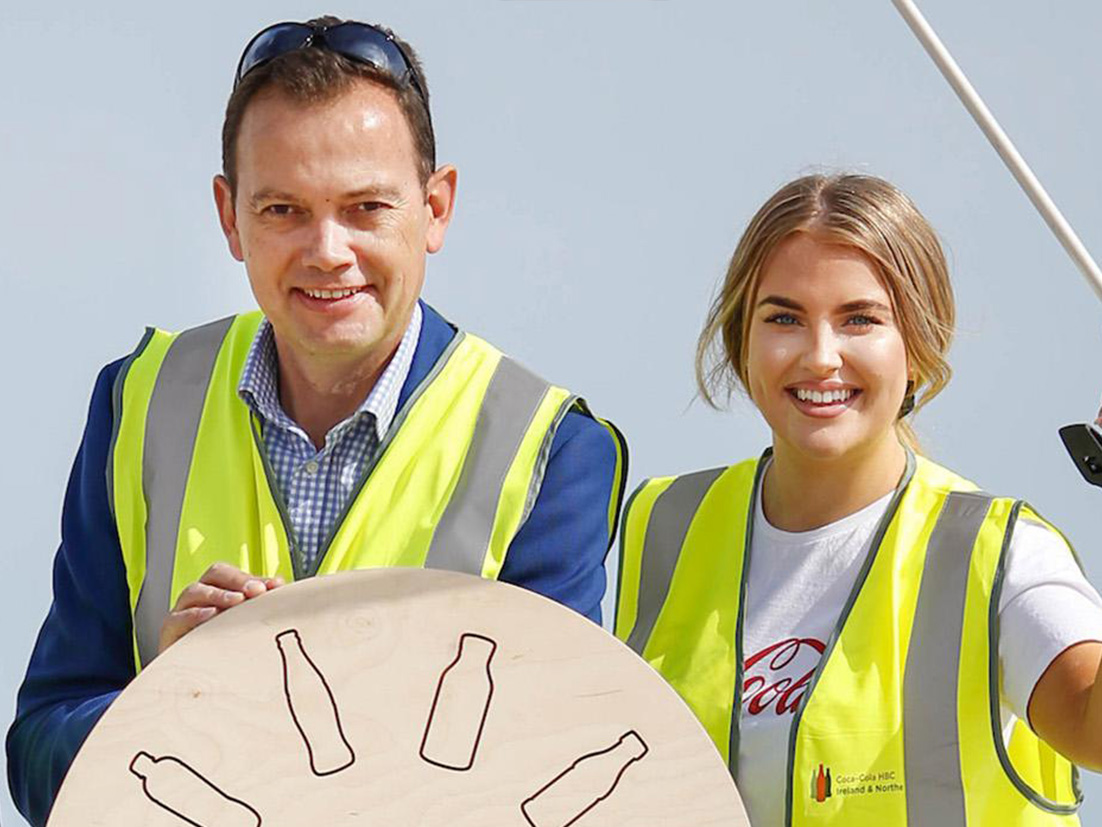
[745,233,910,465]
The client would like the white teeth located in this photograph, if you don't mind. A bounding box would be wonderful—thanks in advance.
[795,388,855,404]
[304,287,360,300]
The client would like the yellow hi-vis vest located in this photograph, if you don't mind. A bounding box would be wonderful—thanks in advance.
[615,451,1082,826]
[109,313,626,671]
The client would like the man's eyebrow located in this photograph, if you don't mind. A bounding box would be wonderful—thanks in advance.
[757,295,804,311]
[248,189,300,208]
[838,299,892,314]
[248,185,405,209]
[343,184,403,202]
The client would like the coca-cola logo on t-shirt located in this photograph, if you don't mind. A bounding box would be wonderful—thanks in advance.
[741,637,825,716]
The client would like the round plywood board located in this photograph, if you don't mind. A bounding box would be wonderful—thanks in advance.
[48,568,748,826]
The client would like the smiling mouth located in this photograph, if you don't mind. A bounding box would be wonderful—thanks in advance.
[298,286,365,300]
[788,388,861,406]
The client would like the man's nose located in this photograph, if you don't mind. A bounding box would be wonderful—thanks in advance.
[803,322,844,374]
[301,218,356,272]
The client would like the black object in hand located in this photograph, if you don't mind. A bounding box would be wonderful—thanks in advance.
[1059,423,1102,488]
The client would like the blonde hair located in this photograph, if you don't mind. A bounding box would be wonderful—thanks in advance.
[696,173,955,452]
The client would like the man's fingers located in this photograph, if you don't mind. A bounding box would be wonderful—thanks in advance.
[198,562,270,597]
[172,565,283,615]
[160,569,283,655]
[158,606,218,654]
[159,564,284,655]
[173,582,246,612]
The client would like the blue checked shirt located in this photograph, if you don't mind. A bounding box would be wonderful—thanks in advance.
[237,304,422,574]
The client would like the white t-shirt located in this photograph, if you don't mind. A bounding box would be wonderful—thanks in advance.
[737,487,1102,827]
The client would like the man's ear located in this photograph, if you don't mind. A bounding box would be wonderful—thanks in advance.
[424,165,458,255]
[213,175,244,262]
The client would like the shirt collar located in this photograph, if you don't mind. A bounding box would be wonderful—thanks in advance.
[237,302,423,444]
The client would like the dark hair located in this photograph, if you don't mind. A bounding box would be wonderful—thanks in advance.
[221,16,435,195]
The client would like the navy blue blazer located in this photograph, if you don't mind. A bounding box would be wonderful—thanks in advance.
[6,301,623,826]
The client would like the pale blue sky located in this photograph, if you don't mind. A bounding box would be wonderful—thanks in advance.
[4,1,1102,822]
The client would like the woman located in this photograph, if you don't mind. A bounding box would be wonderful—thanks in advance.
[614,174,1102,826]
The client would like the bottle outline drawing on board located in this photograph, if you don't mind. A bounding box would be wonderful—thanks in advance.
[420,632,497,771]
[521,730,649,827]
[276,628,355,776]
[129,751,262,827]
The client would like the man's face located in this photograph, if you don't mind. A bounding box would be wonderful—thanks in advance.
[215,80,455,368]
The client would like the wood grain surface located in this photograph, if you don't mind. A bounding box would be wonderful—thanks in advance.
[48,568,748,826]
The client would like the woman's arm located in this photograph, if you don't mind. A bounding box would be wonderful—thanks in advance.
[1030,642,1102,770]
[1026,409,1102,769]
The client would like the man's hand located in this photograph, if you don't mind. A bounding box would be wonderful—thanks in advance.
[158,563,284,654]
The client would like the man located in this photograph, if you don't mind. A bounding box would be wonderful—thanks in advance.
[6,17,625,825]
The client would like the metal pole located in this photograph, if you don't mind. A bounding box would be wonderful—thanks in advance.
[892,0,1102,305]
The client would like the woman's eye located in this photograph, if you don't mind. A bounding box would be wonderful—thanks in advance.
[845,314,881,327]
[765,312,799,326]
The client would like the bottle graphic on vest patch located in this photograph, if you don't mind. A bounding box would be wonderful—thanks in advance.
[420,633,497,770]
[825,767,832,798]
[815,764,827,802]
[276,629,355,776]
[521,730,649,827]
[129,751,262,826]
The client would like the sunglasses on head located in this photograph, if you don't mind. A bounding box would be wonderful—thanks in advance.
[234,20,427,105]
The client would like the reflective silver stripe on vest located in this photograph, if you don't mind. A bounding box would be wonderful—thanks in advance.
[625,468,726,656]
[133,317,235,667]
[425,356,551,575]
[134,335,555,665]
[903,490,993,827]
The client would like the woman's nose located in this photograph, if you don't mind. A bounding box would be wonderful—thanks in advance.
[802,322,844,374]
